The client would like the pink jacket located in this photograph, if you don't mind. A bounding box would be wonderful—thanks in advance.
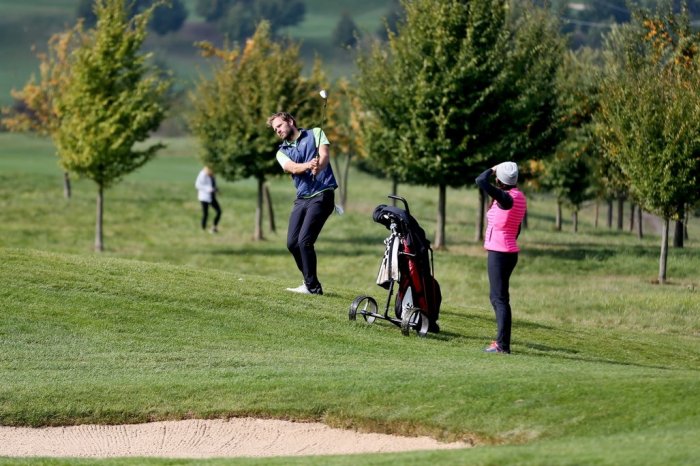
[484,188,527,253]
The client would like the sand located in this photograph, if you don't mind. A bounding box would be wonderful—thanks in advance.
[0,418,470,459]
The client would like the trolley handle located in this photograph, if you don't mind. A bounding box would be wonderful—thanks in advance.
[387,195,410,214]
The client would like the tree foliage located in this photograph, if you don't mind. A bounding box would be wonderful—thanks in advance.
[332,12,359,49]
[321,79,365,208]
[57,0,171,250]
[541,48,601,228]
[359,0,563,185]
[196,0,305,42]
[1,23,90,199]
[77,0,188,36]
[189,21,325,239]
[534,0,700,49]
[596,1,700,281]
[376,0,405,40]
[3,25,87,136]
[357,0,564,246]
[598,3,700,219]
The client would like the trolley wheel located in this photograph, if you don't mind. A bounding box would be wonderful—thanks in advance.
[400,306,415,336]
[401,308,430,337]
[349,296,378,323]
[415,311,430,337]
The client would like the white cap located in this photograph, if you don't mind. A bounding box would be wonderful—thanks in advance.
[319,89,328,99]
[496,162,518,186]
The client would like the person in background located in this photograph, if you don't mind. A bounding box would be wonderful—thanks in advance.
[475,161,527,354]
[266,111,338,295]
[195,166,222,233]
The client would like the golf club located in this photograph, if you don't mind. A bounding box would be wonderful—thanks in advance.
[312,89,343,215]
[312,89,328,182]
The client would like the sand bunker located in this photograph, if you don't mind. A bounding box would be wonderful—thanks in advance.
[0,418,470,458]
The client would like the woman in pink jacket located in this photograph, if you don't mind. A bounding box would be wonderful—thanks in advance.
[475,162,527,354]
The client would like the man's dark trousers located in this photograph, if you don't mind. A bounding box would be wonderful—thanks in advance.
[287,190,335,291]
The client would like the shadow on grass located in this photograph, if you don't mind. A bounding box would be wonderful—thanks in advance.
[207,246,289,257]
[517,341,677,370]
[435,310,680,370]
[522,243,660,262]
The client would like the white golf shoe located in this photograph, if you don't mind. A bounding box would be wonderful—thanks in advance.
[285,283,311,294]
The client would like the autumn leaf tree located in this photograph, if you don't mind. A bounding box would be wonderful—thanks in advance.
[597,2,700,283]
[2,24,88,199]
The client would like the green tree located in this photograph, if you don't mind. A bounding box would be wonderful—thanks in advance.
[597,2,700,283]
[322,79,365,209]
[149,0,187,35]
[2,24,88,199]
[198,0,306,41]
[332,12,359,49]
[195,0,232,22]
[77,0,188,36]
[376,0,404,40]
[542,48,600,231]
[189,22,324,240]
[357,0,564,247]
[56,0,171,252]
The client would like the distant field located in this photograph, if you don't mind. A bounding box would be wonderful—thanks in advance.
[0,0,392,106]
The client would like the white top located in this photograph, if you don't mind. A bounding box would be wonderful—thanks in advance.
[195,169,216,203]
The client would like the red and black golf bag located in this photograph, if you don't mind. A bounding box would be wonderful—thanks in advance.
[372,201,442,333]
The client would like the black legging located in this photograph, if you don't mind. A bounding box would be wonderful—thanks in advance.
[200,196,222,229]
[487,250,518,353]
[286,190,335,291]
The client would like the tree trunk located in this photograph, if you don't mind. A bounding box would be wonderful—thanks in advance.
[434,183,446,249]
[475,187,485,242]
[637,206,643,239]
[607,199,613,228]
[254,177,264,241]
[63,172,72,199]
[555,201,562,231]
[334,154,352,209]
[572,210,578,233]
[629,203,635,231]
[391,178,398,206]
[658,218,669,284]
[522,209,528,229]
[673,203,684,248]
[95,184,104,252]
[263,182,276,234]
[616,197,624,230]
[673,220,684,248]
[594,200,599,228]
[684,204,690,241]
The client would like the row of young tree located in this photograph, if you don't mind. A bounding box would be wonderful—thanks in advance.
[2,0,699,284]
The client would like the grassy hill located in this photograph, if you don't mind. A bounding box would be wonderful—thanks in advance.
[0,132,699,464]
[0,0,392,107]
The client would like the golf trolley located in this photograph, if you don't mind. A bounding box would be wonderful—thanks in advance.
[349,195,441,337]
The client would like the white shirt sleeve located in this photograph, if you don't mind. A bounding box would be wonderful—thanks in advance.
[276,150,291,169]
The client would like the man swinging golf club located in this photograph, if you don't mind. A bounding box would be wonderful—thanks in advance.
[267,90,337,295]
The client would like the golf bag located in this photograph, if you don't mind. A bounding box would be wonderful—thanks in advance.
[349,196,441,336]
[373,203,441,333]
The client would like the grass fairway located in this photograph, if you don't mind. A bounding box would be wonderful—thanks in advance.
[1,132,699,465]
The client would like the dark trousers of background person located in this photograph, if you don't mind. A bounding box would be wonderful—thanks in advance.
[200,196,222,230]
[487,250,519,353]
[287,190,335,291]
